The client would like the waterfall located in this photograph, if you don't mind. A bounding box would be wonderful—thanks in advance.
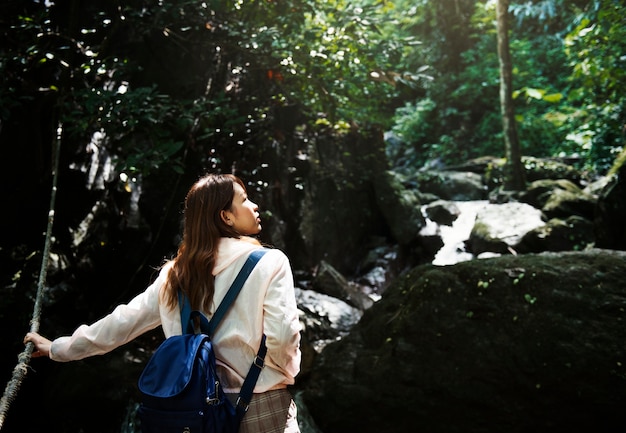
[422,200,490,266]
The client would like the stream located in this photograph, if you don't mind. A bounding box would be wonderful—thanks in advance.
[421,200,490,266]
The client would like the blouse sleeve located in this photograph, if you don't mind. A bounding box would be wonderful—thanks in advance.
[261,251,302,380]
[49,269,166,362]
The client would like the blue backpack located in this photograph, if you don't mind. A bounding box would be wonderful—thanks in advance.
[138,249,267,433]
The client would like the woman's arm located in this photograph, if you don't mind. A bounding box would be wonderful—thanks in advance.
[24,267,168,362]
[262,251,302,379]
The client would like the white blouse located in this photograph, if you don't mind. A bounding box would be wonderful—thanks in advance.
[50,237,302,393]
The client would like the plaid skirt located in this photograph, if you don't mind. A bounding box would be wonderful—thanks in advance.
[226,389,299,433]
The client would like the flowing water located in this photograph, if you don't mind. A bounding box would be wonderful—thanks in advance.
[422,200,490,266]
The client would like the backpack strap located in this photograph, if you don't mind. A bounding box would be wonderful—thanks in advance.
[179,248,269,419]
[179,248,267,335]
[207,248,268,335]
[178,291,192,335]
[235,333,267,417]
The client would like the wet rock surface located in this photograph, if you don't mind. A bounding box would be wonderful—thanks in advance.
[301,249,626,433]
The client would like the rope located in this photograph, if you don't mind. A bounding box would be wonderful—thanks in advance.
[0,123,63,430]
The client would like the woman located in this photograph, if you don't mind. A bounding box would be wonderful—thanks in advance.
[24,173,302,433]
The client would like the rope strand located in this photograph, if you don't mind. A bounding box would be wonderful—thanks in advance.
[0,123,62,430]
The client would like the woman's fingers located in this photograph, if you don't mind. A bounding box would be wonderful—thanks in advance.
[24,332,52,358]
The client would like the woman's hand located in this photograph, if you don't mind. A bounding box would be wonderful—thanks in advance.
[24,332,52,358]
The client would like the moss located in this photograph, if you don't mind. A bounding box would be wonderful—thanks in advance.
[608,147,626,177]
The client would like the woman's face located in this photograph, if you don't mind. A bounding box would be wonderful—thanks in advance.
[221,183,262,235]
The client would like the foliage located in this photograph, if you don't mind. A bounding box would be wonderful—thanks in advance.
[0,0,408,182]
[1,0,625,183]
[388,98,437,168]
[385,0,625,175]
[262,0,403,125]
[563,0,626,173]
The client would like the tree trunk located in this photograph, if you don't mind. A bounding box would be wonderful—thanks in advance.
[496,0,526,191]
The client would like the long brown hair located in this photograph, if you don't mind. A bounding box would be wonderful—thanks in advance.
[162,173,255,312]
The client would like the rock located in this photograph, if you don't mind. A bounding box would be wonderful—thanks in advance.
[416,227,445,262]
[294,390,324,433]
[423,199,461,226]
[448,156,583,185]
[466,202,546,255]
[517,179,597,220]
[444,155,501,174]
[311,261,374,311]
[414,170,487,201]
[416,191,442,204]
[541,186,596,220]
[355,242,401,297]
[296,287,363,377]
[373,170,425,245]
[301,250,626,433]
[518,216,596,253]
[594,154,626,250]
[298,130,390,273]
[484,156,584,190]
[296,287,363,339]
[520,179,584,209]
[583,175,611,196]
[487,185,521,204]
[521,156,583,183]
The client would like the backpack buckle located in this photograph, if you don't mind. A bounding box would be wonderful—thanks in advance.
[235,397,250,413]
[206,397,220,405]
[206,380,221,405]
[253,355,265,369]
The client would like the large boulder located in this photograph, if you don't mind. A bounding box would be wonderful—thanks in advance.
[302,249,626,433]
[517,216,596,253]
[414,170,487,201]
[519,179,597,220]
[296,287,363,378]
[520,179,584,208]
[466,202,546,255]
[311,261,374,311]
[541,186,597,220]
[422,199,461,226]
[483,156,584,189]
[373,170,425,245]
[594,152,626,250]
[519,156,584,183]
[298,130,390,272]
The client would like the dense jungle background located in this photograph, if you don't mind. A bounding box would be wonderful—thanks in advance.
[1,1,625,432]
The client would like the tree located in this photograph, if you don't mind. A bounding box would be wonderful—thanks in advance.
[564,0,626,172]
[496,0,526,190]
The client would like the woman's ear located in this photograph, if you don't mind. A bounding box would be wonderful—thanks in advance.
[220,210,233,226]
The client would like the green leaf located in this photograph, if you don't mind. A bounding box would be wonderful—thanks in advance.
[542,93,562,103]
[525,88,545,100]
